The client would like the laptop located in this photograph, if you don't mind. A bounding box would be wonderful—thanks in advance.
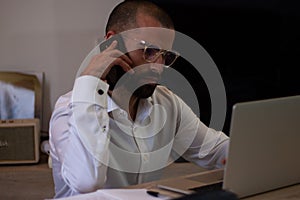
[157,95,300,198]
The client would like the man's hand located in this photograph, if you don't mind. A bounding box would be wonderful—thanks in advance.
[81,40,133,80]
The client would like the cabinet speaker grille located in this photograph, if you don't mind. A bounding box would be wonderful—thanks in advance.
[0,119,40,164]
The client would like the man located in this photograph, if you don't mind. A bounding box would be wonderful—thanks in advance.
[49,0,229,198]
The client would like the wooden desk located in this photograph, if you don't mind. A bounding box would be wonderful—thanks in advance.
[0,160,202,200]
[0,155,54,200]
[1,160,299,200]
[127,169,300,200]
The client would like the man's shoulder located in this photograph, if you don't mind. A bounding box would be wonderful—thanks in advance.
[152,85,179,103]
[153,85,189,108]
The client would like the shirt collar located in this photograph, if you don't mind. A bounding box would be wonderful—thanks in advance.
[107,95,153,121]
[107,95,119,113]
[135,97,153,123]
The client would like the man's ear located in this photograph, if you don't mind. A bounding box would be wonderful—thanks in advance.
[105,31,116,39]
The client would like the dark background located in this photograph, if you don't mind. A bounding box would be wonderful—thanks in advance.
[150,0,300,134]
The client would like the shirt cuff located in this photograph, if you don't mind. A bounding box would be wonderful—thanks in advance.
[72,75,109,108]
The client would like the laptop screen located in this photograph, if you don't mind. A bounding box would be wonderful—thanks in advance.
[223,95,300,198]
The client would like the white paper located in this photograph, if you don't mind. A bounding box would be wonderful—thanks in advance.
[49,189,168,200]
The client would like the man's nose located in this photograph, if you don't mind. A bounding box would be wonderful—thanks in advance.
[150,55,164,73]
[150,61,164,74]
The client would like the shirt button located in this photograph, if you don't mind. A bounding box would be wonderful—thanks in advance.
[143,154,149,162]
[97,89,104,95]
[120,111,127,117]
[102,125,107,132]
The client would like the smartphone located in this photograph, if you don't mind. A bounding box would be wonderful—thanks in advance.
[99,34,128,90]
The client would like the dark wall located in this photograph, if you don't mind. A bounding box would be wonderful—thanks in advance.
[151,0,300,134]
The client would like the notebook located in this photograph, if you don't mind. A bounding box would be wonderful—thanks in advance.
[158,95,300,198]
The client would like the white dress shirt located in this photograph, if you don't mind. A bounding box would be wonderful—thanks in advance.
[49,75,229,198]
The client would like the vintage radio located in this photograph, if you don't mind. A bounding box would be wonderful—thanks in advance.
[0,118,40,164]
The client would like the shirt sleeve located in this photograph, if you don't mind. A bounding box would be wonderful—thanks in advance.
[173,95,229,169]
[49,75,110,193]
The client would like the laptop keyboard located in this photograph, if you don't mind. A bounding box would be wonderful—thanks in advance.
[190,181,223,195]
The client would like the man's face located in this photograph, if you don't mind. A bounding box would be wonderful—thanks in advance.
[119,15,176,98]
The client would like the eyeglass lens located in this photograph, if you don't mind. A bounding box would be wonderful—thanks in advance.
[144,46,178,66]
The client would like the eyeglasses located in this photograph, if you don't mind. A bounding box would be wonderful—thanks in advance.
[123,35,180,67]
[139,40,180,67]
